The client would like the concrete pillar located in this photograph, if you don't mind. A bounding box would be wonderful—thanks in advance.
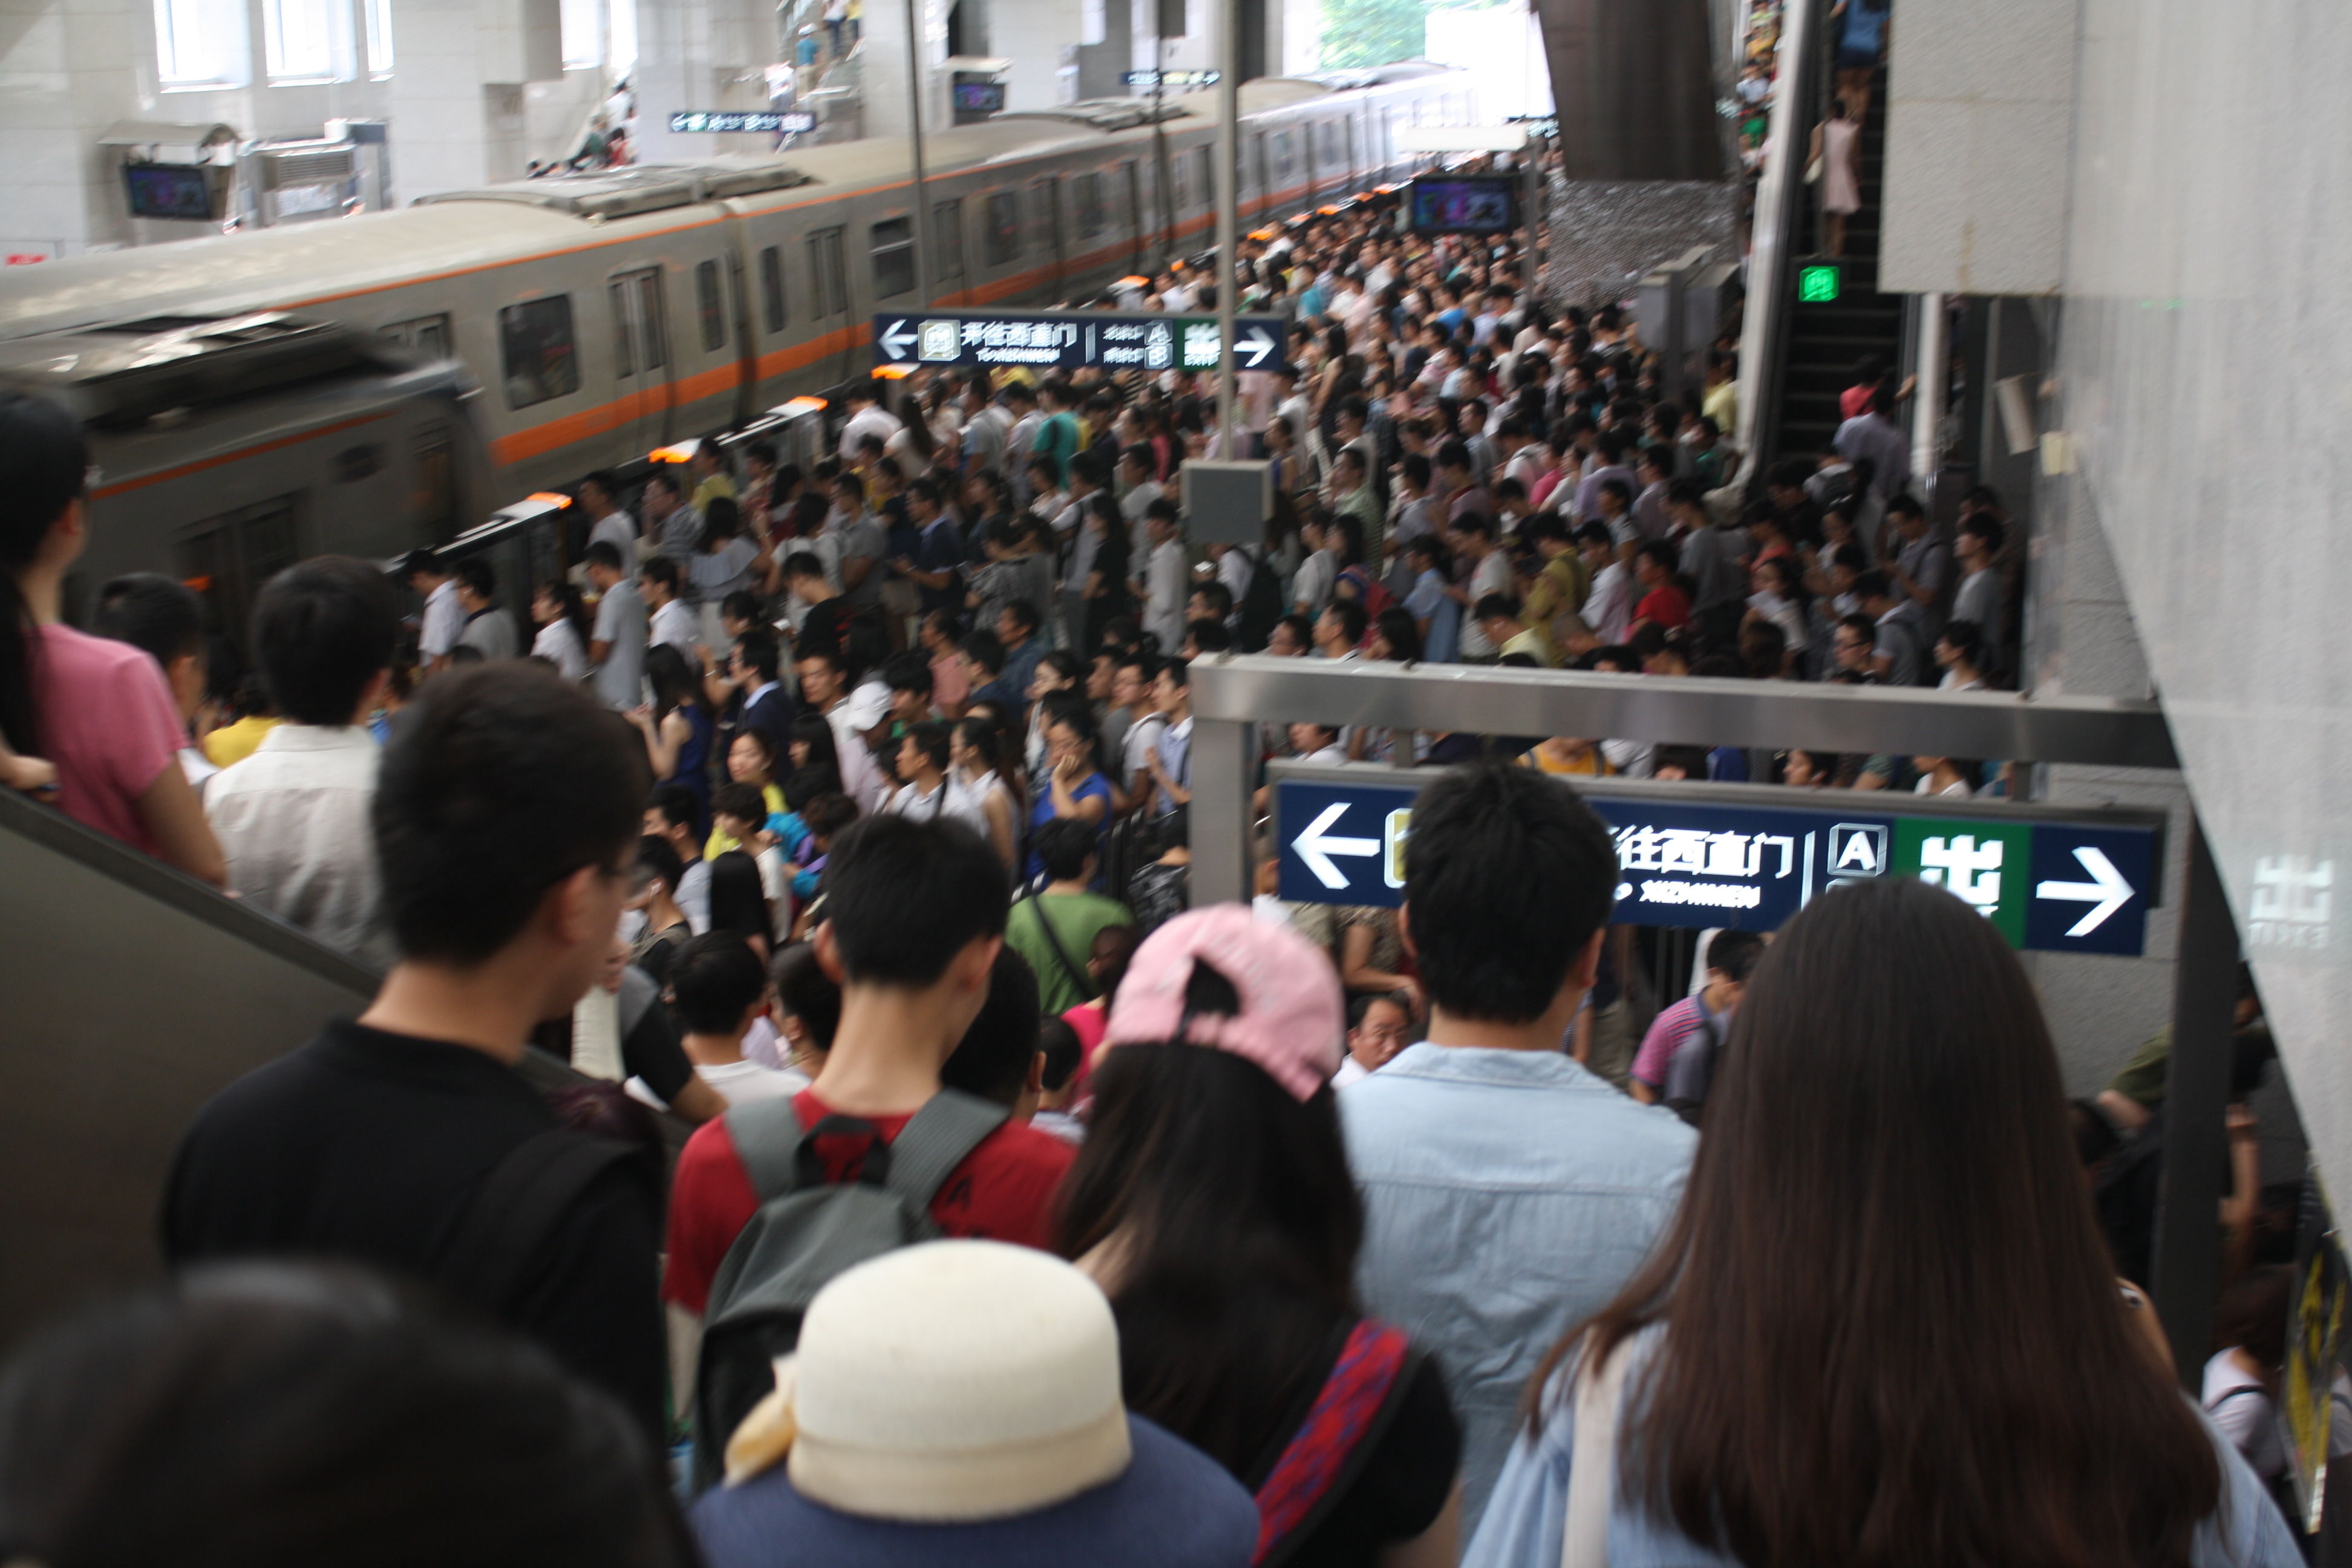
[985,0,1086,109]
[1535,0,1719,181]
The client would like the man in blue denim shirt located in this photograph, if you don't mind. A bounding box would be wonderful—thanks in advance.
[1339,762,1694,1537]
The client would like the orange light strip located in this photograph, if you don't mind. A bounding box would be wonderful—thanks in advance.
[871,363,914,379]
[782,396,828,413]
[525,491,573,507]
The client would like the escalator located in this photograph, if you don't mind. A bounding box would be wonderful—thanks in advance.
[1771,67,1904,459]
[0,786,375,1348]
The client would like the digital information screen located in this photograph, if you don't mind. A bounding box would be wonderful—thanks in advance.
[953,82,1006,113]
[1406,177,1521,235]
[122,163,218,221]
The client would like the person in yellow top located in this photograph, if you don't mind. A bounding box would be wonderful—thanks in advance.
[704,728,790,858]
[200,676,284,769]
[1518,735,1614,777]
[689,442,738,513]
[1517,515,1589,667]
[1702,348,1739,440]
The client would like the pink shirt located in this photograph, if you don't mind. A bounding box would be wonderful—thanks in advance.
[33,624,184,854]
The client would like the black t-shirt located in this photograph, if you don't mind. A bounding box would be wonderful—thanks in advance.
[162,1019,667,1443]
[798,597,851,662]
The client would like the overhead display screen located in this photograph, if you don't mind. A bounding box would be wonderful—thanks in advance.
[122,163,219,221]
[1406,177,1520,235]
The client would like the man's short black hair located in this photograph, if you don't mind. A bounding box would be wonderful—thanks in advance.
[999,598,1042,636]
[1852,569,1893,603]
[633,832,683,893]
[959,629,1005,677]
[647,782,701,834]
[1034,816,1099,883]
[1189,580,1234,619]
[91,573,206,669]
[940,947,1042,1106]
[821,814,1010,985]
[712,780,768,828]
[881,649,935,696]
[771,940,841,1048]
[901,719,950,773]
[668,932,768,1035]
[456,557,496,599]
[250,556,399,725]
[736,629,781,684]
[1402,761,1618,1024]
[584,541,624,573]
[1184,616,1232,653]
[1961,512,2007,553]
[644,468,684,500]
[639,555,681,595]
[1038,1016,1082,1092]
[1703,928,1765,984]
[376,663,650,964]
[1474,592,1520,624]
[783,550,825,581]
[1322,599,1368,646]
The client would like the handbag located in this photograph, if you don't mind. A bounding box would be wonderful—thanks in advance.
[1559,1334,1636,1568]
[1804,154,1824,184]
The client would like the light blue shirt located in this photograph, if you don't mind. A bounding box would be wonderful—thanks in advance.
[1339,1044,1694,1537]
[1467,1325,2305,1568]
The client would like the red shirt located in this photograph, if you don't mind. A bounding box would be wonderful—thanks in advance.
[1635,584,1692,631]
[662,1088,1077,1315]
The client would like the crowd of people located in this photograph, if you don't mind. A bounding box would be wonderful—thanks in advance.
[0,181,2310,1568]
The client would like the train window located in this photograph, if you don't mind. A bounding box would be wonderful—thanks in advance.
[1168,152,1187,213]
[1273,131,1293,186]
[381,313,451,357]
[496,295,580,409]
[695,260,726,351]
[1249,133,1266,196]
[984,191,1021,265]
[175,495,302,638]
[1120,161,1139,233]
[869,217,915,298]
[1074,172,1105,238]
[806,227,848,315]
[635,273,668,368]
[1193,146,1213,207]
[1029,178,1060,255]
[1320,120,1339,166]
[932,199,964,289]
[759,245,786,332]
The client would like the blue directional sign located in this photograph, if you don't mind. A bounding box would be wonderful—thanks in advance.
[1271,774,2164,955]
[669,111,816,134]
[872,310,1289,373]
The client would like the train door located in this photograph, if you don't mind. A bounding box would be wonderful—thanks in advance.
[1121,160,1142,275]
[175,495,303,658]
[1031,177,1064,295]
[607,267,675,455]
[931,198,965,305]
[803,226,851,381]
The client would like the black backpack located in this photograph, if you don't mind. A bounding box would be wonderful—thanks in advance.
[1662,1003,1726,1126]
[690,1090,1009,1491]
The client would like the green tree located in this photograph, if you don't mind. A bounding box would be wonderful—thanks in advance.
[1318,0,1426,69]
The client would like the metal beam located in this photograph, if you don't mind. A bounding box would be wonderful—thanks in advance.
[1189,656,2179,770]
[2152,822,2239,1383]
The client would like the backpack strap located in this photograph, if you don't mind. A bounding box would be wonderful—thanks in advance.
[1250,1319,1416,1567]
[727,1095,821,1203]
[1018,883,1098,1004]
[880,1089,1011,1213]
[443,1129,637,1313]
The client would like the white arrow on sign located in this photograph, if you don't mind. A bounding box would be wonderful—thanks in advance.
[1292,802,1380,890]
[1236,325,1278,368]
[2035,846,2135,936]
[878,319,918,360]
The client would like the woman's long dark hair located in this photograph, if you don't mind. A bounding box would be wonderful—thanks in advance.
[786,712,843,804]
[1536,876,2222,1568]
[642,644,701,724]
[705,851,768,947]
[0,394,87,756]
[1056,965,1362,1478]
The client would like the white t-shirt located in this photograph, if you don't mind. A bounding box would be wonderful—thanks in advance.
[590,580,648,710]
[2203,1350,2286,1479]
[1455,550,1516,657]
[419,578,463,659]
[649,598,699,659]
[532,616,591,681]
[696,1057,811,1106]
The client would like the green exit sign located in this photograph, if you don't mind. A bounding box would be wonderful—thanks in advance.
[1798,263,1843,303]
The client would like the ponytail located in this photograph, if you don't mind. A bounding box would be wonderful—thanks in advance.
[0,393,89,754]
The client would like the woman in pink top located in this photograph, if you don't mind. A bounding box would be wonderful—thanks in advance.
[1,394,224,884]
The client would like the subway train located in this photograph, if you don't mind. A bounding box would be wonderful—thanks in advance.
[0,65,1468,510]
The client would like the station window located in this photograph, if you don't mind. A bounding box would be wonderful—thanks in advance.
[1075,172,1105,238]
[694,259,727,351]
[497,295,580,408]
[262,0,353,82]
[363,0,392,74]
[560,0,602,67]
[155,0,250,88]
[932,199,964,289]
[807,227,848,315]
[380,313,451,358]
[984,191,1021,266]
[869,217,915,298]
[759,246,786,332]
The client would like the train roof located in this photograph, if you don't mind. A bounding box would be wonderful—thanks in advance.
[0,65,1459,338]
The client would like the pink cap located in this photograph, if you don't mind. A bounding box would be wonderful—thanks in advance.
[1102,904,1345,1101]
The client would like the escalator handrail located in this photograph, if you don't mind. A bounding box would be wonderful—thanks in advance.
[0,782,381,996]
[1731,0,1826,486]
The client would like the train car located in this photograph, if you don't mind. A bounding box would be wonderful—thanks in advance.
[0,64,1466,504]
[0,313,494,637]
